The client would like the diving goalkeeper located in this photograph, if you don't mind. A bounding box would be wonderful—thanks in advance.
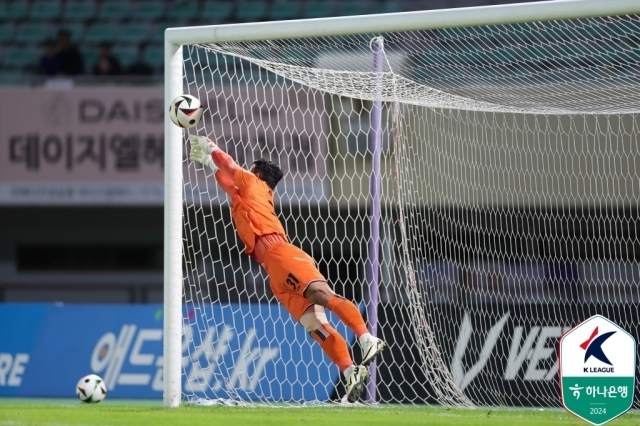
[188,134,385,403]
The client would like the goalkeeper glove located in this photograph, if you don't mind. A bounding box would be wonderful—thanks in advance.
[188,134,218,172]
[189,134,219,154]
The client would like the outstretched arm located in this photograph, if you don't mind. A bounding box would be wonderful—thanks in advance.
[212,149,242,178]
[214,169,237,196]
[188,134,243,178]
[189,137,238,197]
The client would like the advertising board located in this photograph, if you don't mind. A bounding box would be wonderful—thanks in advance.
[375,303,640,406]
[0,87,328,205]
[0,303,349,401]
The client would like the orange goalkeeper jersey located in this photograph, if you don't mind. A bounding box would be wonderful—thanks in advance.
[230,168,287,256]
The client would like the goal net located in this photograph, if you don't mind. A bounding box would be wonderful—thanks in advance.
[169,3,640,407]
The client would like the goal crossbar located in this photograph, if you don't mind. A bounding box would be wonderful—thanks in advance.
[165,0,640,45]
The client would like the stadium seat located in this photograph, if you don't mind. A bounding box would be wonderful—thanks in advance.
[132,2,165,21]
[0,2,29,21]
[166,1,200,21]
[142,45,164,69]
[236,1,268,22]
[15,23,50,44]
[373,2,402,14]
[338,3,370,17]
[2,47,38,70]
[0,23,15,43]
[198,2,234,24]
[84,23,119,44]
[63,1,97,21]
[98,1,130,21]
[303,2,334,19]
[151,25,169,44]
[112,46,139,69]
[80,47,99,70]
[30,0,62,20]
[58,24,85,43]
[118,23,152,44]
[268,2,302,21]
[0,71,28,86]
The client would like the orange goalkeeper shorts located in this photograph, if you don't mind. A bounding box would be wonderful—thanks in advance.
[262,241,326,321]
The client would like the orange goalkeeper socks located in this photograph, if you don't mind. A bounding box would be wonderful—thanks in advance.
[326,296,369,338]
[310,324,353,371]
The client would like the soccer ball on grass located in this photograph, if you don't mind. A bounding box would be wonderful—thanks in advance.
[76,374,107,403]
[169,94,203,128]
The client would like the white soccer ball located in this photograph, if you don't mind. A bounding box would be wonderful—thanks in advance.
[169,94,203,128]
[76,374,107,403]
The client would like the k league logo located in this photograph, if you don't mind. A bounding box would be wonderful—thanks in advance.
[559,315,636,426]
[580,327,616,373]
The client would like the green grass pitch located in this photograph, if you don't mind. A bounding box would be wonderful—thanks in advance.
[1,399,639,425]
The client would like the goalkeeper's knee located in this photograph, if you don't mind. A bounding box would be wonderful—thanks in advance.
[300,307,353,371]
[300,305,328,332]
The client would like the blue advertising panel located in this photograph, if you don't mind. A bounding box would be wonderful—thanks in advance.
[0,304,50,395]
[0,303,351,401]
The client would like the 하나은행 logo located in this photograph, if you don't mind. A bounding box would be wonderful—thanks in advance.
[560,315,636,426]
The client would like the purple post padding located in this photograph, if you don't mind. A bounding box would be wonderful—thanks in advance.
[366,38,384,404]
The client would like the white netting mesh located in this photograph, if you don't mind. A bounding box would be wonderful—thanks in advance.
[179,13,640,407]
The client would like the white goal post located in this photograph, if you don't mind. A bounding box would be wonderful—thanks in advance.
[164,0,640,408]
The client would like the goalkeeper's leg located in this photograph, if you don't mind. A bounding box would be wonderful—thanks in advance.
[305,282,386,367]
[300,305,369,403]
[300,305,353,370]
[263,242,385,370]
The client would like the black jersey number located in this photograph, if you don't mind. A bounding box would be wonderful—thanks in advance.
[286,273,300,291]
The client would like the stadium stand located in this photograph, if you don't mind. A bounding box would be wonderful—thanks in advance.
[0,0,553,79]
[15,23,50,44]
[166,1,200,21]
[63,1,97,21]
[373,2,402,14]
[151,25,169,44]
[199,2,235,24]
[80,47,99,72]
[142,44,164,71]
[236,1,269,22]
[3,47,39,70]
[339,2,371,16]
[58,23,85,43]
[0,2,29,21]
[118,23,153,44]
[132,2,166,21]
[269,1,302,21]
[303,1,334,19]
[30,0,62,21]
[111,45,139,70]
[84,23,119,44]
[98,1,130,21]
[0,23,15,44]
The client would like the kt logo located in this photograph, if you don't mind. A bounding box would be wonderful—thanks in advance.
[580,327,616,365]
